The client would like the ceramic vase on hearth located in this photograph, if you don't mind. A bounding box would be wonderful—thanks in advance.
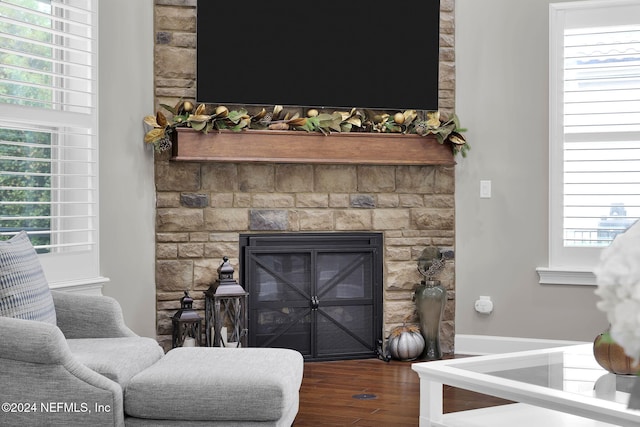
[414,279,446,360]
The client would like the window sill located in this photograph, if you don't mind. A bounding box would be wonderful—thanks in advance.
[49,276,110,295]
[536,267,596,286]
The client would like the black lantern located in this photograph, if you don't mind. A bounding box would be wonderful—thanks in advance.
[204,256,248,347]
[171,291,202,348]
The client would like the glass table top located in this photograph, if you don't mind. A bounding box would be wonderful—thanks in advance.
[442,344,635,406]
[412,344,640,426]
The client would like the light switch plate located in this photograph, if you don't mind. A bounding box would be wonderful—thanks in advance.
[480,180,492,198]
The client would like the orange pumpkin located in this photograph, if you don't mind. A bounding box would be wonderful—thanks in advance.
[593,333,640,375]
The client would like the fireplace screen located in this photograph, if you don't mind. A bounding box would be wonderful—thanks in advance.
[240,233,383,361]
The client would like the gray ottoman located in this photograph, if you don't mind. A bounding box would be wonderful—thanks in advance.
[123,347,304,426]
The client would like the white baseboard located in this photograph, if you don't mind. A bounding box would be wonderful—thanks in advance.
[455,334,588,355]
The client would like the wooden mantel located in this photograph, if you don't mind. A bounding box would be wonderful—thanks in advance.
[171,128,456,166]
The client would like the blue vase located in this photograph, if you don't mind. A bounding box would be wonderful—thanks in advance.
[414,280,446,360]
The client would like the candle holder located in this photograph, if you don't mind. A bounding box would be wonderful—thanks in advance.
[171,291,202,348]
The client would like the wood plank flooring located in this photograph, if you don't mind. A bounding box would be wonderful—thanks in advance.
[294,357,513,426]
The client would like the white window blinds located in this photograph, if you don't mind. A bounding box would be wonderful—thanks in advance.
[549,1,640,270]
[0,0,98,284]
[563,21,640,246]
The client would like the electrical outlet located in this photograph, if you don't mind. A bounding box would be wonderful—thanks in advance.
[474,296,493,314]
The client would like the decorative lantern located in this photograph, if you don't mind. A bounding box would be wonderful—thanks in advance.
[171,291,202,348]
[204,256,249,347]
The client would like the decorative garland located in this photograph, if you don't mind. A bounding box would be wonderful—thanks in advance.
[144,102,469,157]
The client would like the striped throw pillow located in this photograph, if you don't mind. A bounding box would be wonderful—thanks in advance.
[0,231,56,324]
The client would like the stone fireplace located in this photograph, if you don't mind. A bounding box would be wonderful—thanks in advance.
[153,0,457,354]
[154,158,456,353]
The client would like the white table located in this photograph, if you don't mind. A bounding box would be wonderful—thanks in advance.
[412,344,640,427]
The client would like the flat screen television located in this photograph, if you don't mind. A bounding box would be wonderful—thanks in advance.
[196,1,441,112]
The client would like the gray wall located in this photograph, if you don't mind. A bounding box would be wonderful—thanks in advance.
[98,0,156,337]
[96,0,611,341]
[455,0,609,342]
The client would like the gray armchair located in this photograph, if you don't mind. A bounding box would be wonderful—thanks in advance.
[0,232,302,426]
[0,291,164,427]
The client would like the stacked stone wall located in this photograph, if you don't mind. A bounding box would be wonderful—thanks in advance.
[153,0,456,353]
[154,160,456,352]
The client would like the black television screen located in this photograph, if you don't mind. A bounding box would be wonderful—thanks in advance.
[196,1,441,112]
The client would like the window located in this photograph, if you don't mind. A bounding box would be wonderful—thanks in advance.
[0,0,98,284]
[542,0,640,285]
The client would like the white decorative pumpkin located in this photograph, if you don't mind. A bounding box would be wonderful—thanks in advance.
[387,324,425,361]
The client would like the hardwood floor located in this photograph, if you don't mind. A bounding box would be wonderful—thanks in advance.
[294,357,513,426]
